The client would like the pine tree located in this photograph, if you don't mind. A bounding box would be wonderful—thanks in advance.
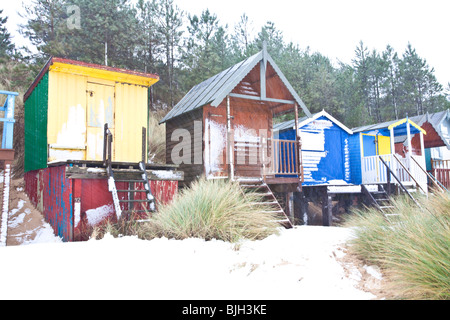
[382,45,400,120]
[136,0,163,108]
[0,10,15,59]
[181,9,223,90]
[352,41,372,120]
[20,0,66,59]
[157,0,184,108]
[232,13,253,60]
[399,43,443,116]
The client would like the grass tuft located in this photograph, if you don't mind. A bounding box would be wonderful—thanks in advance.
[142,177,281,242]
[94,178,281,243]
[344,192,450,300]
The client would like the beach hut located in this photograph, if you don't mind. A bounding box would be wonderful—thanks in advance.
[273,110,353,186]
[159,45,312,226]
[160,45,311,188]
[0,90,18,246]
[398,110,450,188]
[350,117,428,194]
[23,57,183,241]
[24,57,160,169]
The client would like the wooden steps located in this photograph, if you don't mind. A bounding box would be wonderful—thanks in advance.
[238,177,293,228]
[108,161,156,217]
[361,184,395,215]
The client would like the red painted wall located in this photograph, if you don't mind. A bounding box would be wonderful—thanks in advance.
[25,164,179,242]
[24,165,73,241]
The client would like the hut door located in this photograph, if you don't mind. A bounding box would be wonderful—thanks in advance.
[377,136,391,155]
[86,83,115,161]
[362,134,377,157]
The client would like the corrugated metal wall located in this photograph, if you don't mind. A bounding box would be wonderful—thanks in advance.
[115,83,148,162]
[24,166,73,241]
[47,71,88,162]
[24,72,49,172]
[45,71,149,164]
[25,165,179,242]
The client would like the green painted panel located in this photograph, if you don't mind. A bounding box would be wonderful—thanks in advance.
[25,72,48,172]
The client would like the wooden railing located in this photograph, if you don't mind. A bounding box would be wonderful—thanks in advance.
[230,137,302,180]
[431,159,450,189]
[362,154,428,194]
[264,138,301,176]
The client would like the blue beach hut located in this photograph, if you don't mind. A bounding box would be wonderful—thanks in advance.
[350,116,428,194]
[274,110,353,186]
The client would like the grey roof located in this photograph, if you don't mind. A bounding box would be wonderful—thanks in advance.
[352,118,400,133]
[352,110,449,133]
[160,47,311,124]
[273,116,309,132]
[352,110,450,148]
[273,110,353,134]
[416,110,450,148]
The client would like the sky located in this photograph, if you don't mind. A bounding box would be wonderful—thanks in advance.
[2,0,449,86]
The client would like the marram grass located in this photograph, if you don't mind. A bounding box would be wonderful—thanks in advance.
[344,192,450,300]
[94,178,281,242]
[143,178,281,242]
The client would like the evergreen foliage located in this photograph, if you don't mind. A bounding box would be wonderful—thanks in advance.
[1,0,449,128]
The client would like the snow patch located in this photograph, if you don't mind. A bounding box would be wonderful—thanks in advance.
[85,204,114,226]
[0,225,378,300]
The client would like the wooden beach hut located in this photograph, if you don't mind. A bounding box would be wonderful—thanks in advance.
[274,110,353,186]
[23,57,183,241]
[160,45,312,225]
[397,110,450,189]
[350,116,429,196]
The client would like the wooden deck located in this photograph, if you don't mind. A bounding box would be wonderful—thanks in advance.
[48,160,184,181]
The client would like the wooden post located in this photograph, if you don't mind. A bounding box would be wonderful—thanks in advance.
[294,103,301,184]
[322,189,332,227]
[226,95,234,181]
[107,132,112,169]
[103,123,108,166]
[387,162,391,195]
[294,192,308,225]
[286,192,294,223]
[390,127,395,155]
[419,131,425,156]
[406,119,412,172]
[142,126,146,163]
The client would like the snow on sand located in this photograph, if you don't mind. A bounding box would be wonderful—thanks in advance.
[0,226,379,300]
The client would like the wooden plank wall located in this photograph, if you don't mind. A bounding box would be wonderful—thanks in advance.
[165,108,204,187]
[231,100,272,178]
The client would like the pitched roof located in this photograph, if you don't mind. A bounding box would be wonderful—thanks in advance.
[273,110,353,134]
[352,116,424,136]
[24,57,159,102]
[160,47,311,124]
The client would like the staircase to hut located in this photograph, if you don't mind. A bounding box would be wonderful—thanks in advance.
[108,162,156,218]
[361,154,430,219]
[237,177,293,228]
[361,184,396,218]
[104,124,155,219]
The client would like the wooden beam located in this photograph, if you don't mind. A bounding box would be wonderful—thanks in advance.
[226,95,234,181]
[294,103,301,182]
[228,93,295,105]
[322,190,333,227]
[260,60,266,99]
[65,166,184,181]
